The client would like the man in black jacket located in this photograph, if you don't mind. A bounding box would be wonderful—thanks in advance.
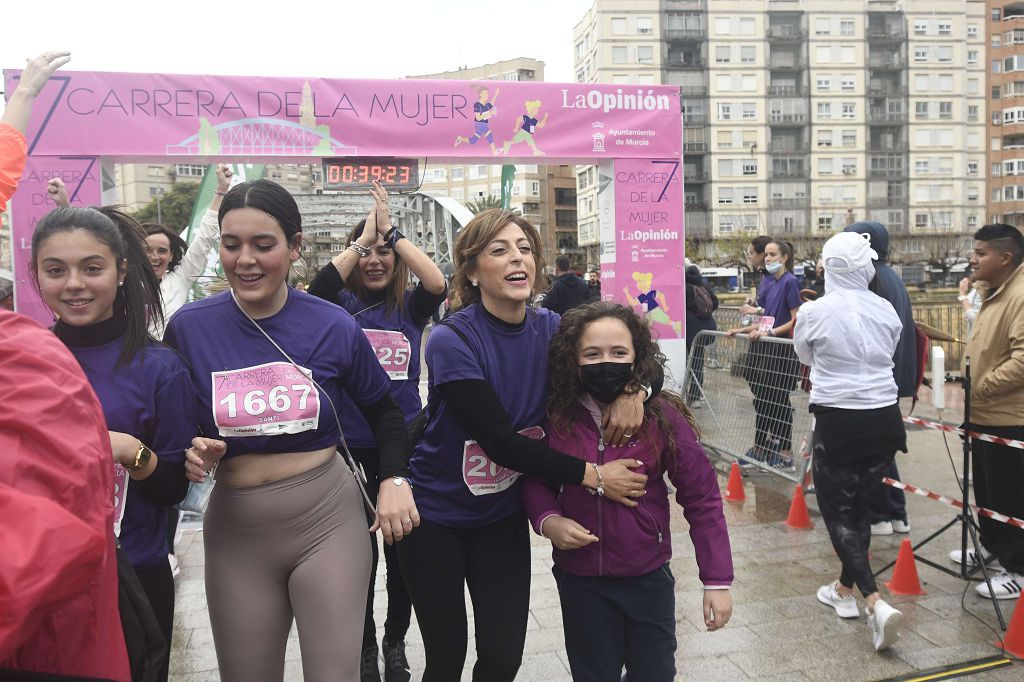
[542,255,590,315]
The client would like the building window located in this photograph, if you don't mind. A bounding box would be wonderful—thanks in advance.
[914,48,928,63]
[993,86,1002,100]
[841,130,856,147]
[968,187,979,201]
[915,214,928,228]
[840,19,854,36]
[740,46,755,64]
[968,105,979,122]
[915,102,928,119]
[637,46,654,64]
[938,101,953,119]
[914,20,928,35]
[993,36,1002,49]
[916,160,929,175]
[612,46,627,64]
[815,18,830,35]
[742,160,758,176]
[742,187,758,204]
[148,166,164,177]
[818,215,833,231]
[817,77,832,91]
[611,17,627,35]
[968,162,979,175]
[717,103,732,120]
[715,46,730,63]
[818,130,833,147]
[842,158,856,175]
[841,103,856,119]
[937,46,953,63]
[937,21,951,35]
[637,17,653,35]
[176,164,205,177]
[817,102,832,119]
[968,24,979,37]
[819,158,834,175]
[968,50,979,65]
[718,188,734,205]
[741,102,756,120]
[452,167,464,180]
[841,75,855,91]
[968,215,978,228]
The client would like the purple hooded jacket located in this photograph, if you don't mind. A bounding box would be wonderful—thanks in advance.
[521,397,734,585]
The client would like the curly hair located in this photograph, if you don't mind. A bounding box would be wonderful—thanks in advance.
[546,301,698,461]
[449,209,546,311]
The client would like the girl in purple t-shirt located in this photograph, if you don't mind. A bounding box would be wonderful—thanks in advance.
[727,240,803,470]
[522,302,733,681]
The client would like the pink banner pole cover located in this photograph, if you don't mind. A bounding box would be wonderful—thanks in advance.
[613,158,685,341]
[10,156,101,323]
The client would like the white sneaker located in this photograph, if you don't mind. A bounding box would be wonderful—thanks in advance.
[892,520,911,534]
[867,600,903,652]
[168,553,180,578]
[975,571,1024,600]
[949,546,999,568]
[817,582,859,619]
[871,521,894,536]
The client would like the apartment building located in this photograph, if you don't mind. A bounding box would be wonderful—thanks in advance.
[408,59,581,270]
[988,1,1024,228]
[574,0,986,266]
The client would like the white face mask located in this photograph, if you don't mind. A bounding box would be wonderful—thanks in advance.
[765,261,783,274]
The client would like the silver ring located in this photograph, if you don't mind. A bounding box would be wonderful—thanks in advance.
[402,519,412,526]
[624,433,633,438]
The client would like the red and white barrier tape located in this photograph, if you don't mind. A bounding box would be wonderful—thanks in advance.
[902,416,1024,451]
[882,477,1024,530]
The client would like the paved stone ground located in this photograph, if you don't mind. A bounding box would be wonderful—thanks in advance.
[168,376,1022,681]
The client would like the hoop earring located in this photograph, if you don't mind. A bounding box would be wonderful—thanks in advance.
[471,279,479,287]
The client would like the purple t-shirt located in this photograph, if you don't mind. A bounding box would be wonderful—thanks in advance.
[410,304,560,527]
[164,288,392,458]
[68,339,194,569]
[336,288,429,448]
[758,271,802,332]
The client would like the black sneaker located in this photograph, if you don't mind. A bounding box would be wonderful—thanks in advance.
[360,643,381,682]
[382,638,411,682]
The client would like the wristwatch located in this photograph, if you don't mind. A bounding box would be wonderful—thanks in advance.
[127,443,153,472]
[385,228,405,250]
[392,476,410,487]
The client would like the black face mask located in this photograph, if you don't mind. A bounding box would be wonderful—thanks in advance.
[578,362,633,404]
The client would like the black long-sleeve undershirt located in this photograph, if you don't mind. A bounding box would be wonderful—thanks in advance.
[133,455,189,507]
[437,379,587,485]
[355,393,410,480]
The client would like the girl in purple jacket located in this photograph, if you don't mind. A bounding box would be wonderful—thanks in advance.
[522,302,734,681]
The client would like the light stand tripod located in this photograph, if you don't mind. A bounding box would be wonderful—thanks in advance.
[872,357,1007,631]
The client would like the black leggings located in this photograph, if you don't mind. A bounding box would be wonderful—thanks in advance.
[351,447,413,647]
[812,439,893,597]
[134,560,175,682]
[397,511,531,682]
[747,340,799,451]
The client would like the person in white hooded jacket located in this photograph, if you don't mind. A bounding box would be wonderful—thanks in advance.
[793,231,908,653]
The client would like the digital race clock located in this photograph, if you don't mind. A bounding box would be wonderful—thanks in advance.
[321,157,420,192]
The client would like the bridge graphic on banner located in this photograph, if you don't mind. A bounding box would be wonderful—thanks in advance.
[166,118,358,156]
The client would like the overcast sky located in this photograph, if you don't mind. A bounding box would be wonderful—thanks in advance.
[2,0,593,87]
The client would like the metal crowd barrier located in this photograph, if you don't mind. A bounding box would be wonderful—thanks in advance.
[683,330,813,485]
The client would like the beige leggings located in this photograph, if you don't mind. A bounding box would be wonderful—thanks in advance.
[204,454,371,682]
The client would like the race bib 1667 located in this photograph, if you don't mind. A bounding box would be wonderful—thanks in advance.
[212,362,320,437]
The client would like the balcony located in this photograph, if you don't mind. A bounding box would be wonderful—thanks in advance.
[868,109,907,123]
[767,84,802,96]
[771,157,809,179]
[868,166,907,179]
[867,197,907,208]
[770,197,808,209]
[769,112,808,125]
[664,28,705,42]
[868,142,908,152]
[683,113,708,126]
[868,54,905,70]
[683,169,709,183]
[679,85,707,98]
[769,140,805,153]
[666,56,706,69]
[866,25,906,42]
[684,208,710,237]
[767,25,805,42]
[867,84,906,97]
[769,56,806,71]
[684,142,708,154]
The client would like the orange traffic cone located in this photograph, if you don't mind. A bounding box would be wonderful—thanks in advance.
[785,485,813,529]
[724,462,746,501]
[998,591,1024,657]
[884,538,927,596]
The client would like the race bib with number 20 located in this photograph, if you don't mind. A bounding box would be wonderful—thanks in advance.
[212,362,320,436]
[463,426,545,496]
